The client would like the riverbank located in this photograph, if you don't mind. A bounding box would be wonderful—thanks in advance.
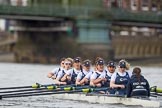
[0,52,162,66]
[128,57,162,67]
[0,52,15,62]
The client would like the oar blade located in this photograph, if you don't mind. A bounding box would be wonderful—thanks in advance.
[150,86,162,93]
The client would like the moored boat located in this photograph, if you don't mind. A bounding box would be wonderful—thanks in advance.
[53,93,162,107]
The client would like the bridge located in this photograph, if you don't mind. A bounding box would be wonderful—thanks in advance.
[0,3,162,63]
[0,4,162,23]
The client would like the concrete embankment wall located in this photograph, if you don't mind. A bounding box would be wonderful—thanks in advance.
[0,52,15,62]
[112,36,162,59]
[0,52,162,66]
[13,35,113,64]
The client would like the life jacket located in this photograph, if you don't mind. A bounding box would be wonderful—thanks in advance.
[71,69,80,84]
[115,72,130,85]
[95,72,101,79]
[94,71,106,87]
[104,71,112,87]
[130,75,149,97]
[115,72,130,95]
[80,71,86,81]
[80,70,91,85]
[55,67,61,78]
[103,71,115,94]
[58,70,65,81]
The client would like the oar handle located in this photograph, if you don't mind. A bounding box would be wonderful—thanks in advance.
[0,88,47,94]
[0,86,32,90]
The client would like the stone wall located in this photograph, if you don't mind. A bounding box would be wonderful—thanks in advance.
[111,24,162,59]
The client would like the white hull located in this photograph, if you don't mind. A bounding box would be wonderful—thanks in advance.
[53,93,161,107]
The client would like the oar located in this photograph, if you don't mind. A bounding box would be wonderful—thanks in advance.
[0,88,46,94]
[155,93,162,96]
[0,83,55,90]
[0,87,108,99]
[150,86,162,93]
[0,83,76,90]
[150,93,162,97]
[1,86,90,96]
[0,84,87,94]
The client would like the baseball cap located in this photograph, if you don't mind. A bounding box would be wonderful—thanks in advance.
[83,59,91,67]
[74,57,81,63]
[119,61,126,68]
[96,59,104,65]
[107,61,116,67]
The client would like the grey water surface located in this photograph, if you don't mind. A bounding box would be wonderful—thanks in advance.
[0,62,161,108]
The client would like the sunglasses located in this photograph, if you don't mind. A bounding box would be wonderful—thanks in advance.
[65,63,71,65]
[120,66,126,68]
[98,64,104,66]
[84,65,90,67]
[109,66,115,68]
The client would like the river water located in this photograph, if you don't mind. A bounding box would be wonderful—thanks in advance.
[0,62,161,108]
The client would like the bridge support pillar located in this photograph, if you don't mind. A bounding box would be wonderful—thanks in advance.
[76,19,113,61]
[9,19,81,63]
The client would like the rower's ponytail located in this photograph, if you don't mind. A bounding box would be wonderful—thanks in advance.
[132,67,141,82]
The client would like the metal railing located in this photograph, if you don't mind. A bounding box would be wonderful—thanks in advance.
[106,8,162,23]
[0,4,162,23]
[0,4,106,18]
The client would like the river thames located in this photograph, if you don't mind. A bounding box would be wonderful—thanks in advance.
[0,62,161,108]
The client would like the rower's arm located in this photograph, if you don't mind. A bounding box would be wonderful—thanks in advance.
[80,78,88,85]
[47,72,54,78]
[61,74,68,81]
[93,78,103,84]
[75,79,81,85]
[75,73,82,85]
[146,80,150,97]
[110,80,125,88]
[126,81,132,97]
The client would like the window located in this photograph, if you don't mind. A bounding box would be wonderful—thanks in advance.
[141,0,149,11]
[131,0,137,10]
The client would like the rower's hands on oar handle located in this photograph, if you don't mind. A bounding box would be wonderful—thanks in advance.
[47,73,54,78]
[118,85,125,89]
[111,84,125,89]
[58,82,67,85]
[51,76,56,80]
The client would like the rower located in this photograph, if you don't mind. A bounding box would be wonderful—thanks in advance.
[61,57,82,84]
[54,57,73,85]
[47,57,65,80]
[126,67,150,98]
[104,61,116,87]
[90,57,106,87]
[75,59,93,85]
[110,60,131,95]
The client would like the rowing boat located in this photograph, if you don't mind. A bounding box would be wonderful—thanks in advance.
[0,83,162,107]
[53,93,162,107]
